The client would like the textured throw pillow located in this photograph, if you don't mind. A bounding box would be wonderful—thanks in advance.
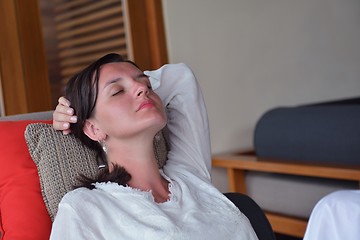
[25,123,169,221]
[0,120,52,240]
[25,123,98,221]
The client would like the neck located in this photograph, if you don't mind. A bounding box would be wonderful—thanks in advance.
[106,138,169,202]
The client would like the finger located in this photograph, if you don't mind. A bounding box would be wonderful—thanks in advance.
[53,120,70,131]
[53,112,77,124]
[58,96,71,107]
[53,107,73,121]
[55,103,74,116]
[62,129,72,135]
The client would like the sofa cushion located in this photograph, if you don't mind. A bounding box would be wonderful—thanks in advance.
[24,123,169,221]
[0,111,53,121]
[0,120,52,240]
[254,104,360,165]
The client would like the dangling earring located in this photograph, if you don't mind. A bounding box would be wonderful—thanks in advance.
[98,164,106,170]
[154,132,161,141]
[98,139,107,153]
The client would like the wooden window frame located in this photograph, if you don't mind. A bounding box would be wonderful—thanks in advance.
[0,0,51,115]
[0,0,167,115]
[126,0,168,70]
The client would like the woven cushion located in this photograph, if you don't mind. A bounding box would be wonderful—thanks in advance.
[25,123,169,221]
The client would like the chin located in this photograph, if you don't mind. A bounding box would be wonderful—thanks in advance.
[155,119,167,132]
[152,112,167,129]
[143,115,167,135]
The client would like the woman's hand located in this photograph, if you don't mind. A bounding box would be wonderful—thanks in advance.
[53,96,77,135]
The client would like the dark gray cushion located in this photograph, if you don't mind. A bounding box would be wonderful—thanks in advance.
[254,102,360,165]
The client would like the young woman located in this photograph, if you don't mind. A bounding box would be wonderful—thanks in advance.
[51,53,258,239]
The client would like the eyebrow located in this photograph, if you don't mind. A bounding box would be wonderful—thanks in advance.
[134,73,149,80]
[104,78,121,89]
[103,73,148,89]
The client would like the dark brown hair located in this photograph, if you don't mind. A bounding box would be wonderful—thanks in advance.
[65,53,138,189]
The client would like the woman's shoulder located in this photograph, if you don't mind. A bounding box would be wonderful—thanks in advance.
[60,186,94,204]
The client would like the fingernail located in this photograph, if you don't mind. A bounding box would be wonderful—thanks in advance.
[63,122,69,128]
[67,108,73,114]
[70,116,77,122]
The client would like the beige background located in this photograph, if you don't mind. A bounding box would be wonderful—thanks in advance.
[161,0,360,191]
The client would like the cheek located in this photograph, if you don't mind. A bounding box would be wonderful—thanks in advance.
[95,102,130,128]
[153,94,164,109]
[160,105,167,121]
[157,104,168,128]
[154,97,167,120]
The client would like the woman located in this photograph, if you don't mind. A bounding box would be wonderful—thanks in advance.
[51,53,258,239]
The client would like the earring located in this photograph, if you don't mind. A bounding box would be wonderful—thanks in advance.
[98,164,106,170]
[154,132,161,141]
[98,139,107,153]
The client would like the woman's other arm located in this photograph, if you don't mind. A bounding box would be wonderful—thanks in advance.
[145,63,211,180]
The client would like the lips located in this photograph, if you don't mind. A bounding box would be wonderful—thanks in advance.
[137,99,155,111]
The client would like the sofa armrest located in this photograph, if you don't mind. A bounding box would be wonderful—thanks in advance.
[0,111,53,121]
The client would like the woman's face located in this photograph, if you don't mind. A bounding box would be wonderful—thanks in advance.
[88,62,167,141]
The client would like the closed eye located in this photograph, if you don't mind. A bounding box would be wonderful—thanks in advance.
[111,90,124,96]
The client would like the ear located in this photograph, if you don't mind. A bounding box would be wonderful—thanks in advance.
[83,119,106,141]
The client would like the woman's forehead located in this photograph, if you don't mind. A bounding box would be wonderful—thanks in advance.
[100,62,140,77]
[98,62,143,86]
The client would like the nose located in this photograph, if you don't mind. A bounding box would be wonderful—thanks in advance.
[135,81,149,97]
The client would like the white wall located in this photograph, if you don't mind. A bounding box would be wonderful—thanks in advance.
[162,0,360,191]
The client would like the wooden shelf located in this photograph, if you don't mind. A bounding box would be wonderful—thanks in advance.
[213,154,360,182]
[212,153,360,237]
